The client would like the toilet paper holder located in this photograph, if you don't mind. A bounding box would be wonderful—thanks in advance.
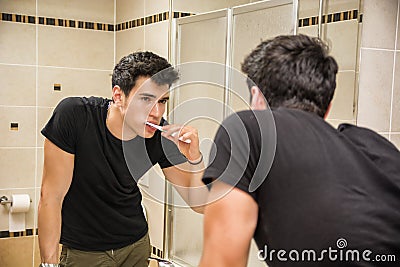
[0,195,32,205]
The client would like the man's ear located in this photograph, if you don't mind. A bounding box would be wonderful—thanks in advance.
[250,86,267,110]
[112,86,123,107]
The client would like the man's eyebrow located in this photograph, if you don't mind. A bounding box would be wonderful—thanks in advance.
[138,93,157,98]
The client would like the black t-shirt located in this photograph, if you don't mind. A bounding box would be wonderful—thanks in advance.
[42,96,187,251]
[203,108,400,266]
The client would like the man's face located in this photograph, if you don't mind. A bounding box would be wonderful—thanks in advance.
[122,76,170,139]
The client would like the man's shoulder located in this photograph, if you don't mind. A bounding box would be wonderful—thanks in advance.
[56,96,109,110]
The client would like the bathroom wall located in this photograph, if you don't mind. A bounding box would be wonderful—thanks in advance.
[1,0,399,266]
[0,0,114,266]
[357,0,400,149]
[298,0,362,127]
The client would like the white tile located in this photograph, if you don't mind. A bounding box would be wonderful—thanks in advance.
[0,106,36,147]
[392,51,400,131]
[357,49,393,132]
[0,148,36,188]
[38,26,114,70]
[117,0,145,23]
[38,67,112,107]
[116,27,145,63]
[322,20,359,71]
[361,0,398,50]
[1,0,36,15]
[38,0,114,23]
[144,21,169,59]
[0,65,36,106]
[326,71,357,121]
[145,0,169,16]
[0,22,36,65]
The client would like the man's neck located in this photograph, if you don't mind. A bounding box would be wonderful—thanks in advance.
[106,103,137,140]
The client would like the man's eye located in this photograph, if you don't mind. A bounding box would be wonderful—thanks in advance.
[141,97,151,102]
[159,99,168,104]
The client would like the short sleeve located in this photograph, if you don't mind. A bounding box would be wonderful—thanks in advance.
[157,136,188,169]
[203,111,261,199]
[41,97,86,154]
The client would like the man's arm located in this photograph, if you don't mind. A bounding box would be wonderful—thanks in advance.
[162,161,207,213]
[199,181,258,267]
[38,139,74,263]
[161,124,208,213]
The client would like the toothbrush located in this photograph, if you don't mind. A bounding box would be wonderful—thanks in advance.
[145,122,191,143]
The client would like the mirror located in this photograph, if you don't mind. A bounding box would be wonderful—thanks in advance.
[167,0,363,266]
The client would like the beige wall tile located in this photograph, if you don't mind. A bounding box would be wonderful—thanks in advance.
[36,148,44,187]
[0,106,36,147]
[140,166,166,204]
[38,26,114,70]
[38,67,112,107]
[298,24,319,37]
[0,236,34,267]
[357,49,393,132]
[142,195,164,250]
[361,0,398,49]
[117,0,145,23]
[324,0,359,14]
[180,16,227,63]
[392,51,400,131]
[1,0,36,15]
[326,71,357,121]
[0,22,36,65]
[0,65,36,106]
[37,107,54,147]
[0,148,35,188]
[322,20,359,71]
[232,3,294,70]
[390,133,400,149]
[37,0,115,23]
[116,27,145,64]
[0,188,35,231]
[173,0,249,13]
[145,0,169,16]
[397,1,400,49]
[172,206,203,266]
[298,0,319,18]
[144,21,169,59]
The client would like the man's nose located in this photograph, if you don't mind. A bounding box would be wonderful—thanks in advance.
[150,102,163,117]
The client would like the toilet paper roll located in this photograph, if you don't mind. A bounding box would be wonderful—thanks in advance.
[9,194,30,232]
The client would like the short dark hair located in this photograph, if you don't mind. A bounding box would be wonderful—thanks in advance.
[112,51,179,96]
[241,34,338,117]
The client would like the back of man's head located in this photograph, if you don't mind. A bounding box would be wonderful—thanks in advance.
[112,51,179,96]
[241,34,338,117]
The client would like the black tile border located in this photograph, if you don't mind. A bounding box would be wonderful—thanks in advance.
[0,11,196,32]
[152,246,164,258]
[299,9,362,28]
[115,11,195,31]
[1,9,361,31]
[1,12,114,31]
[0,228,36,238]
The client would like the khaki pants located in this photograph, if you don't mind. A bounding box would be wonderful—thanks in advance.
[59,233,151,267]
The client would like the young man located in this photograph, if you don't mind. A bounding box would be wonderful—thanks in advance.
[200,35,400,267]
[38,51,205,267]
